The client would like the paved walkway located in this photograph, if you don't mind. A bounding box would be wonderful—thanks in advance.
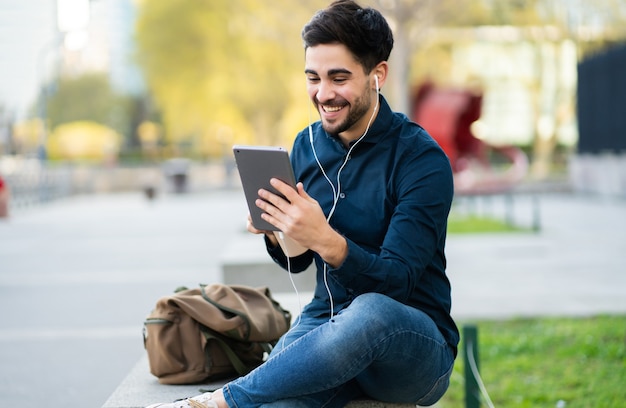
[0,188,624,408]
[447,193,626,320]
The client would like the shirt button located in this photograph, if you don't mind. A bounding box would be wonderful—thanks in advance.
[339,193,346,199]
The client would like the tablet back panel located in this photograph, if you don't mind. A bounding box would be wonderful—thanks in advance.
[233,145,296,231]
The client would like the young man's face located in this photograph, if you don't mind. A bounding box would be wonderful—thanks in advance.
[305,43,377,140]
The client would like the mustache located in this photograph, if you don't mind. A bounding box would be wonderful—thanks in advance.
[313,96,348,107]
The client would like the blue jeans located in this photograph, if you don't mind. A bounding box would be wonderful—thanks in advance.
[222,293,455,407]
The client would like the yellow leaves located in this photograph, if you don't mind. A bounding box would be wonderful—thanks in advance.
[195,105,256,157]
[12,119,43,152]
[47,121,122,162]
[134,0,328,154]
[137,121,161,145]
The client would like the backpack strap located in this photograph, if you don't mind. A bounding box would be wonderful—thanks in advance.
[201,330,251,376]
[199,284,251,341]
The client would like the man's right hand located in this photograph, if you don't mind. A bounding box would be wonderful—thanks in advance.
[246,214,279,247]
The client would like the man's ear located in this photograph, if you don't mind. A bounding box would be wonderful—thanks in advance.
[372,61,389,90]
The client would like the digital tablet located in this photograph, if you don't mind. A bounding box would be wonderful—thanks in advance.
[233,145,297,231]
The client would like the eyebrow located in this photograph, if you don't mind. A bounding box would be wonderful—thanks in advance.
[304,68,353,76]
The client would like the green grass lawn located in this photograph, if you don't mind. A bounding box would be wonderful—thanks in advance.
[438,315,626,407]
[447,214,525,234]
[443,215,622,406]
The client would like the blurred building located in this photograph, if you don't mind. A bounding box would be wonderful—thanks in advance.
[60,0,144,95]
[422,24,625,197]
[0,0,143,123]
[426,25,579,149]
[571,43,626,197]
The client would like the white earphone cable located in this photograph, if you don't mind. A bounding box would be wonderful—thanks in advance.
[276,232,302,351]
[308,75,380,319]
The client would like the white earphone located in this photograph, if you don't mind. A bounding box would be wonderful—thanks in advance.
[375,74,379,93]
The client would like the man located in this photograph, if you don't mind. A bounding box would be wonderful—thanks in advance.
[146,1,458,407]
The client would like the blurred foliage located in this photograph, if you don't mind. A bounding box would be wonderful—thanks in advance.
[134,0,329,157]
[20,0,622,163]
[411,0,626,81]
[133,0,626,160]
[47,121,122,163]
[45,73,136,141]
[436,0,540,26]
[11,118,42,154]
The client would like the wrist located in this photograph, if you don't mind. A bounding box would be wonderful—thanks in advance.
[265,232,279,248]
[316,228,348,268]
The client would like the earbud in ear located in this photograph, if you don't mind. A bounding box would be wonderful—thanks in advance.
[375,75,379,93]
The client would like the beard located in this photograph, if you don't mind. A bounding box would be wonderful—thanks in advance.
[316,86,373,136]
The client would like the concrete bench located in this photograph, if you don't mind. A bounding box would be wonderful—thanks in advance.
[101,355,416,407]
[102,236,418,408]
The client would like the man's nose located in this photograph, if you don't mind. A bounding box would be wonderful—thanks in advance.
[316,80,335,103]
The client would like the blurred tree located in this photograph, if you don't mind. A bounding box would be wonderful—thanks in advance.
[134,0,626,171]
[0,105,17,155]
[436,0,492,26]
[365,0,531,112]
[368,0,438,114]
[490,0,542,25]
[135,0,229,156]
[47,121,122,163]
[44,73,134,143]
[12,119,43,154]
[135,0,328,157]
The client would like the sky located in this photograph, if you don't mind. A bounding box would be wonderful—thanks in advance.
[0,1,58,120]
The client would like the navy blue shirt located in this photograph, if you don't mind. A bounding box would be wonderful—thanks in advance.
[267,96,459,353]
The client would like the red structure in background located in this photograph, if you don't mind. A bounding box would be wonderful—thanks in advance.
[0,175,8,218]
[412,82,528,194]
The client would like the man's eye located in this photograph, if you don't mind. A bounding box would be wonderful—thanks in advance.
[333,78,347,83]
[307,77,320,83]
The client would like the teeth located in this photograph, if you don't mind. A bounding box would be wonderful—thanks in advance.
[323,105,343,112]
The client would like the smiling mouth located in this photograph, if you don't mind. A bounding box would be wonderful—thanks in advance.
[322,104,345,113]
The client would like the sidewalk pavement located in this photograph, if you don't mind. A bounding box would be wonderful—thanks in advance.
[447,192,626,320]
[0,187,625,408]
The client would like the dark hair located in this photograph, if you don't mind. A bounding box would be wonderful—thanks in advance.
[302,0,394,73]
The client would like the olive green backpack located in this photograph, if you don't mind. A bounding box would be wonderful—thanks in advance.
[143,283,291,385]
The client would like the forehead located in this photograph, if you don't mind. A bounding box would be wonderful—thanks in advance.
[304,43,363,75]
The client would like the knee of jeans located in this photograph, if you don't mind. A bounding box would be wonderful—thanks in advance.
[351,292,392,309]
[349,293,398,318]
[343,293,399,330]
